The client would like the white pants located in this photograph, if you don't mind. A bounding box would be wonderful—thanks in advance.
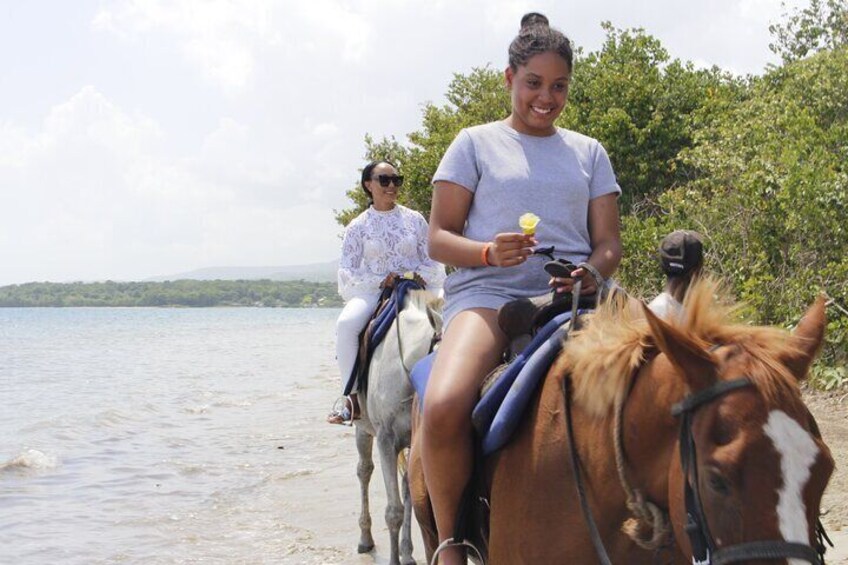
[335,293,381,392]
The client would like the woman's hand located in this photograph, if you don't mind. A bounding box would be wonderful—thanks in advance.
[380,273,398,289]
[549,266,598,295]
[487,233,536,267]
[411,273,426,287]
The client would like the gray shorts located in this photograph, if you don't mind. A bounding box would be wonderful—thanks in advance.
[442,278,619,331]
[442,289,523,332]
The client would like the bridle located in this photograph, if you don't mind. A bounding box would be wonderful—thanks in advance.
[671,375,828,565]
[564,357,831,565]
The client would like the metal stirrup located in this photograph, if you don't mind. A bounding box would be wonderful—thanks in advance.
[430,537,485,565]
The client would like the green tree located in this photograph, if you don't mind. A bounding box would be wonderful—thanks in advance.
[0,280,343,308]
[562,23,740,215]
[656,46,848,367]
[769,0,848,62]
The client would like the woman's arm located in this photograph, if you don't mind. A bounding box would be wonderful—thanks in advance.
[575,192,622,293]
[337,223,385,301]
[428,181,534,268]
[549,192,621,295]
[412,213,447,289]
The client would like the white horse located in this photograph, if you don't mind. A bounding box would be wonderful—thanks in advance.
[353,288,442,565]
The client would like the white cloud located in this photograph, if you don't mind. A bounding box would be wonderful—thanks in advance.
[1,0,812,285]
[91,0,379,93]
[0,86,342,284]
[93,0,279,92]
[313,122,339,137]
[295,1,372,64]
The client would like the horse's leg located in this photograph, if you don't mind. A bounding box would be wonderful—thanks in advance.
[356,426,376,554]
[400,453,415,565]
[377,432,405,565]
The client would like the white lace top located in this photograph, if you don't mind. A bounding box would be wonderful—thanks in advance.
[338,204,446,301]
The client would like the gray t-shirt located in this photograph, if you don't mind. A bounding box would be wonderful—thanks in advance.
[433,121,620,327]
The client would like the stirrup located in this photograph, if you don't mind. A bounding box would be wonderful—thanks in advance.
[327,395,354,426]
[430,537,484,565]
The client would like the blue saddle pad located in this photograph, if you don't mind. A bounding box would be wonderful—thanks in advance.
[411,350,436,402]
[367,279,421,355]
[479,321,570,455]
[410,311,583,455]
[344,279,422,396]
[471,312,571,435]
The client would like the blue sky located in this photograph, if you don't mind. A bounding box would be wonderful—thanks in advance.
[0,0,805,285]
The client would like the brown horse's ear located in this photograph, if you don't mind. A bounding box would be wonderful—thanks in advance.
[643,303,716,391]
[781,295,827,381]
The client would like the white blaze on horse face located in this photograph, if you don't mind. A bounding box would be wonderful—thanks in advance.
[763,409,819,561]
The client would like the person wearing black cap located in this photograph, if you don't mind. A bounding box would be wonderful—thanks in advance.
[648,230,704,319]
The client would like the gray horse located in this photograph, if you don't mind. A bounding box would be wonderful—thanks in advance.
[353,289,442,565]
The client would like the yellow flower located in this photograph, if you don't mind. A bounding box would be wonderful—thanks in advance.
[519,213,540,235]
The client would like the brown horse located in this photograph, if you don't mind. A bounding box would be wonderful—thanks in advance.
[410,280,834,564]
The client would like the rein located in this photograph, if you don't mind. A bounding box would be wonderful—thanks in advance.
[560,278,616,565]
[391,280,429,382]
[394,293,413,381]
[564,356,829,565]
[563,374,613,565]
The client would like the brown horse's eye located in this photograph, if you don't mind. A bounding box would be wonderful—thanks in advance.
[707,470,731,496]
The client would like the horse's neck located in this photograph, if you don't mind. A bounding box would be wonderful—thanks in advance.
[623,359,688,507]
[407,290,442,333]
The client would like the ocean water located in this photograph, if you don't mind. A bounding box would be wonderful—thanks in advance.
[0,308,420,564]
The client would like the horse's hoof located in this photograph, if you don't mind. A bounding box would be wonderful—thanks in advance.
[401,558,416,565]
[357,542,375,554]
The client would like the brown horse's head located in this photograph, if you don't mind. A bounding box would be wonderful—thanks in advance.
[644,285,834,563]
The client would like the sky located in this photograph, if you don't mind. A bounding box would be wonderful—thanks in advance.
[0,0,806,285]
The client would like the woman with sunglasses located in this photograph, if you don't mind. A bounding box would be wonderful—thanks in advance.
[327,160,446,425]
[420,13,622,563]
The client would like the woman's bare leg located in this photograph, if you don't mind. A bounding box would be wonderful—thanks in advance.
[421,308,506,564]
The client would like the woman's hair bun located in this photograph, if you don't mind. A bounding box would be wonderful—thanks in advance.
[519,12,549,31]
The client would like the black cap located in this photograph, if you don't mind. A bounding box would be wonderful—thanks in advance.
[659,230,704,276]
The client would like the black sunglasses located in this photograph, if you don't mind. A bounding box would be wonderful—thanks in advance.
[374,174,404,187]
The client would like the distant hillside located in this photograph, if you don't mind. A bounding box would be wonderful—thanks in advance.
[0,280,343,308]
[147,260,339,283]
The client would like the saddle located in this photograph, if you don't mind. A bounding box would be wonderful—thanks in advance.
[343,279,423,396]
[497,290,598,360]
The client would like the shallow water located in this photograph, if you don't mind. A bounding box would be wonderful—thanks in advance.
[0,307,423,564]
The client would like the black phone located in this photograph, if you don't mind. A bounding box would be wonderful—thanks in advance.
[544,260,577,279]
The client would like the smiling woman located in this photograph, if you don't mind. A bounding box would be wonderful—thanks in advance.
[328,160,446,425]
[413,12,623,564]
[365,163,405,212]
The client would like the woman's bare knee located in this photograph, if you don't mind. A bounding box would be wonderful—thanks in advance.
[422,392,470,441]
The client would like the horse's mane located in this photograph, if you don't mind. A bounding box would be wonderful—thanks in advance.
[557,278,801,417]
[406,289,444,335]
